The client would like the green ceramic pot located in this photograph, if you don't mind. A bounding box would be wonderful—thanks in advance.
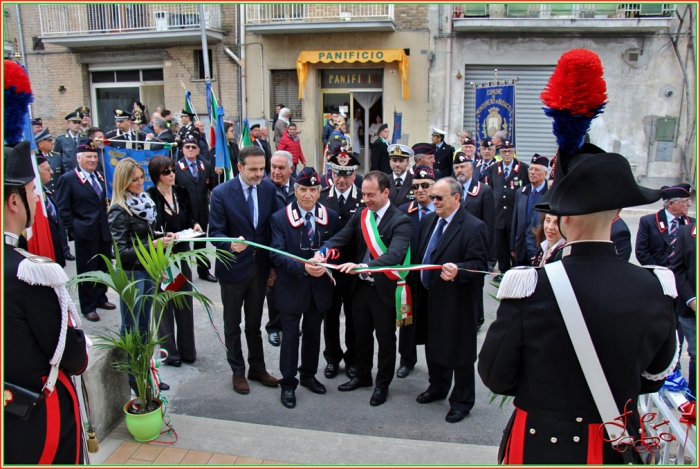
[123,398,163,442]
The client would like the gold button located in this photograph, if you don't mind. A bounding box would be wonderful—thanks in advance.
[575,417,583,422]
[529,428,536,434]
[573,436,580,443]
[551,437,557,443]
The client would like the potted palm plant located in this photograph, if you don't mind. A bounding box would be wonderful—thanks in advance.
[69,237,233,442]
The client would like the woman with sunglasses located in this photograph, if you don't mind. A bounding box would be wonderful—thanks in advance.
[148,155,203,367]
[531,213,566,266]
[109,157,176,393]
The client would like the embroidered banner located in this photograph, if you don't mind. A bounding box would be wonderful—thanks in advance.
[103,145,170,198]
[475,83,516,145]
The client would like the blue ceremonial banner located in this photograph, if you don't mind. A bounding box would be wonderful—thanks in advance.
[475,84,516,145]
[103,146,170,198]
[392,112,402,144]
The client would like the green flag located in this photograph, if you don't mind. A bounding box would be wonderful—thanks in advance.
[239,119,252,148]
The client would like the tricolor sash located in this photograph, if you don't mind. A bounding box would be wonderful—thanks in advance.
[359,208,412,326]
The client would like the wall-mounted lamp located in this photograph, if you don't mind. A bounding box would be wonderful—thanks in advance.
[456,71,462,80]
[58,85,66,93]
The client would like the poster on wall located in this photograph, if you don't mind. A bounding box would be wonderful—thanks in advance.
[474,81,516,145]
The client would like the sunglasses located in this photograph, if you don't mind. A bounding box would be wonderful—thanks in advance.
[412,182,434,190]
[161,168,174,176]
[184,145,198,150]
[429,194,452,202]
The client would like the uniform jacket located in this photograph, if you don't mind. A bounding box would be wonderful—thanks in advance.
[611,216,632,261]
[413,208,488,366]
[462,179,495,248]
[53,130,83,172]
[489,159,529,230]
[320,184,365,265]
[398,200,429,249]
[270,201,339,314]
[478,242,678,464]
[39,151,63,193]
[669,223,696,319]
[511,182,548,265]
[54,168,111,242]
[370,138,391,174]
[635,209,694,266]
[433,142,456,177]
[474,158,497,185]
[175,156,217,228]
[104,129,148,150]
[323,203,412,309]
[388,171,415,207]
[209,177,277,284]
[4,243,88,464]
[45,191,68,267]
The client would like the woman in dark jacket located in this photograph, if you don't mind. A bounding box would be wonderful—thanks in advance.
[148,156,203,366]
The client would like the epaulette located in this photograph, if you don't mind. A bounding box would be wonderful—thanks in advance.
[496,266,538,300]
[15,248,69,288]
[641,265,678,298]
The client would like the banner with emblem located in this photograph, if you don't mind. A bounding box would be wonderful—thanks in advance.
[103,145,170,198]
[474,81,516,146]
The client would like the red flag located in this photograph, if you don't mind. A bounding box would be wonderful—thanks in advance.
[26,198,56,261]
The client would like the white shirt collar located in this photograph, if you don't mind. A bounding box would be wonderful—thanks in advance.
[79,167,94,178]
[394,171,408,182]
[336,186,352,199]
[440,206,459,226]
[373,200,391,222]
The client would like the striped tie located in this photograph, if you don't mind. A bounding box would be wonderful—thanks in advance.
[91,174,102,198]
[305,211,314,247]
[669,217,679,252]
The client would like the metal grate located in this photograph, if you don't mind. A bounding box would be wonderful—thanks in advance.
[271,70,303,120]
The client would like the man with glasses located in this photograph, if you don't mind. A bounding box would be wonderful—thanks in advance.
[414,177,488,422]
[319,149,365,380]
[387,144,415,206]
[270,167,340,408]
[396,165,436,379]
[511,154,549,266]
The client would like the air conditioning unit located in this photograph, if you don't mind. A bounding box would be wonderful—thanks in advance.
[154,11,169,31]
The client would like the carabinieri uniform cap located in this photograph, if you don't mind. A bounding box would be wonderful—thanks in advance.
[295,167,321,187]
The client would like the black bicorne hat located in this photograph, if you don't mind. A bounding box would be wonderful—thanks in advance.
[4,141,35,186]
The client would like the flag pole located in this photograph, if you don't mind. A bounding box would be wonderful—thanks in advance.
[199,5,211,82]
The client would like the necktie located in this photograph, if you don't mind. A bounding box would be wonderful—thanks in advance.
[90,173,102,198]
[462,184,468,200]
[305,212,315,247]
[360,212,378,281]
[669,217,679,252]
[419,207,428,221]
[190,162,199,180]
[421,218,447,289]
[247,186,257,228]
[73,136,78,146]
[45,197,57,222]
[396,177,403,188]
[504,166,510,178]
[338,194,345,210]
[283,185,288,197]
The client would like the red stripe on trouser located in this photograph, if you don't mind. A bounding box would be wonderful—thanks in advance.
[587,423,604,464]
[38,378,60,464]
[58,371,82,464]
[505,408,528,464]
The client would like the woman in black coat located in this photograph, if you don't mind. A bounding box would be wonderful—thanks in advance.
[148,155,203,366]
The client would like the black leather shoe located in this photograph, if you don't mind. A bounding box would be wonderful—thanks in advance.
[324,363,338,379]
[97,302,116,310]
[167,359,182,367]
[396,365,413,378]
[416,391,446,404]
[346,365,357,379]
[65,253,75,261]
[199,273,218,283]
[445,409,468,423]
[268,331,280,347]
[281,389,296,409]
[338,377,373,392]
[159,382,170,391]
[300,377,326,394]
[370,387,388,406]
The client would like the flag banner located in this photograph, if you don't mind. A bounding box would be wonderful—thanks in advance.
[391,112,402,144]
[184,90,197,118]
[475,83,516,145]
[207,82,218,149]
[239,118,252,148]
[103,145,170,198]
[214,105,232,180]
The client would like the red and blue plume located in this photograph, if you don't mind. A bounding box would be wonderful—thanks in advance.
[4,59,34,145]
[540,49,607,155]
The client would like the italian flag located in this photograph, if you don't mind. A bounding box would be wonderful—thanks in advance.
[26,149,56,261]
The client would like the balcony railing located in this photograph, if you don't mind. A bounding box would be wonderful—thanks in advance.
[452,3,675,19]
[244,4,394,25]
[39,4,222,37]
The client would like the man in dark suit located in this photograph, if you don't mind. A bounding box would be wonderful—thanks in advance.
[251,124,272,175]
[175,134,218,282]
[387,144,415,206]
[669,222,697,398]
[411,143,443,180]
[263,150,297,346]
[370,124,390,174]
[35,128,63,194]
[145,116,174,152]
[270,167,340,408]
[414,178,488,422]
[55,140,114,322]
[453,153,495,328]
[103,109,147,150]
[611,215,632,261]
[511,154,549,266]
[53,110,85,172]
[431,127,455,178]
[314,171,411,406]
[488,140,528,277]
[209,145,280,395]
[397,165,436,378]
[474,138,497,185]
[318,150,365,380]
[175,109,196,159]
[36,155,70,267]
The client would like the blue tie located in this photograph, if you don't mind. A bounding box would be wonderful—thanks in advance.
[90,173,102,198]
[669,218,679,253]
[419,207,428,221]
[305,211,315,247]
[190,161,199,180]
[421,218,447,289]
[504,166,510,178]
[247,186,257,228]
[45,197,57,222]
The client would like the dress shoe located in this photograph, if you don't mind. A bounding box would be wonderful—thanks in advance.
[97,302,116,310]
[64,253,75,261]
[182,357,196,364]
[232,374,250,394]
[346,365,357,379]
[300,377,326,394]
[338,377,373,392]
[477,317,485,330]
[199,273,218,283]
[248,370,279,387]
[416,391,446,404]
[159,382,170,391]
[281,389,296,409]
[324,363,338,379]
[268,331,281,347]
[396,365,413,378]
[369,387,388,406]
[83,311,100,322]
[445,409,469,423]
[166,359,182,367]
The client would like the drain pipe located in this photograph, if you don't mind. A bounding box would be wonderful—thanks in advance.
[442,8,453,139]
[235,4,247,120]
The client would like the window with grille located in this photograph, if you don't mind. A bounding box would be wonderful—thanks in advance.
[271,70,302,120]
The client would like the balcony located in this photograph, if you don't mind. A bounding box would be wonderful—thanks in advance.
[38,4,224,48]
[244,4,395,35]
[452,3,676,34]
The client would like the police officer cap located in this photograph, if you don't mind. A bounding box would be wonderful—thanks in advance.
[412,143,434,156]
[500,140,515,149]
[661,184,692,200]
[413,165,435,181]
[431,127,446,137]
[377,123,388,133]
[31,117,42,126]
[181,109,196,118]
[530,154,549,168]
[76,105,90,116]
[4,142,35,187]
[295,167,321,187]
[34,127,53,143]
[328,148,360,176]
[481,137,495,148]
[65,110,83,121]
[388,144,413,159]
[76,139,97,154]
[114,109,132,121]
[453,152,471,165]
[463,138,476,146]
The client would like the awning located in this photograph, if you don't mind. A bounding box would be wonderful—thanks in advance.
[296,49,409,100]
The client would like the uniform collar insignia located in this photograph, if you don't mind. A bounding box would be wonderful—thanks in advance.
[467,181,481,197]
[74,167,88,184]
[655,211,668,233]
[692,224,697,238]
[407,201,418,213]
[286,202,328,227]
